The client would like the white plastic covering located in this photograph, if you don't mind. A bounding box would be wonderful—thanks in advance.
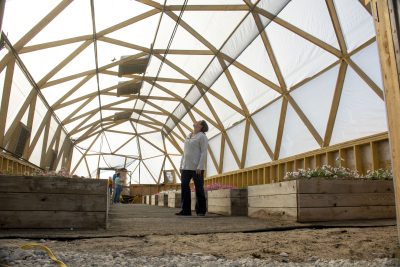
[0,0,389,181]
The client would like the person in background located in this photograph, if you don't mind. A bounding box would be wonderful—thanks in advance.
[176,120,209,216]
[112,169,120,204]
[108,176,113,203]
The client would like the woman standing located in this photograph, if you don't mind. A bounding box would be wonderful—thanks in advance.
[176,120,209,216]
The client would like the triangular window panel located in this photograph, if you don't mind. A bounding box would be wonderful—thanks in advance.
[42,76,90,107]
[236,35,279,86]
[20,42,83,83]
[334,0,375,52]
[86,155,99,178]
[180,11,247,49]
[141,132,164,152]
[51,43,96,82]
[165,138,180,155]
[245,125,272,168]
[165,55,214,80]
[115,138,140,157]
[75,131,98,150]
[31,97,49,139]
[96,41,143,69]
[192,98,216,126]
[156,81,192,98]
[138,162,157,184]
[330,67,387,145]
[266,21,337,88]
[28,129,45,166]
[226,120,246,159]
[207,93,243,129]
[209,134,222,164]
[143,156,165,180]
[104,132,134,153]
[290,64,339,137]
[106,11,160,49]
[154,14,209,50]
[229,64,281,114]
[222,140,239,173]
[351,42,383,89]
[211,73,241,109]
[55,98,92,122]
[139,137,164,158]
[207,151,218,177]
[46,117,59,151]
[251,98,282,150]
[147,56,189,81]
[63,76,99,104]
[279,104,320,159]
[70,147,83,172]
[3,1,59,45]
[277,0,340,50]
[73,160,89,177]
[6,65,33,132]
[136,123,157,133]
[27,0,92,45]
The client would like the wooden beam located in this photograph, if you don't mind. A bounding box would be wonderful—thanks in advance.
[326,0,348,55]
[20,35,92,54]
[0,59,15,147]
[240,119,251,168]
[323,61,347,147]
[372,0,400,242]
[273,97,288,160]
[218,134,225,174]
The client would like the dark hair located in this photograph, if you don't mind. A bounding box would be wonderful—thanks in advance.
[200,120,208,133]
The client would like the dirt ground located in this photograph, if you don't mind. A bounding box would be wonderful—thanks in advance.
[0,226,399,263]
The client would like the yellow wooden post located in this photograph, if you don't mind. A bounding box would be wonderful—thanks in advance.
[372,0,400,242]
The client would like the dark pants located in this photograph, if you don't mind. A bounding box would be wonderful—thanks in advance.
[181,170,206,215]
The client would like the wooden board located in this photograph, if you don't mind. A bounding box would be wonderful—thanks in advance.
[0,193,107,211]
[248,207,297,220]
[0,176,107,195]
[298,206,396,222]
[298,193,395,208]
[207,205,247,216]
[151,195,158,205]
[297,179,394,194]
[247,180,297,196]
[248,194,297,208]
[0,211,106,229]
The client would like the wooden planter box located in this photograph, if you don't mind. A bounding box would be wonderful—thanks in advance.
[158,193,168,207]
[191,191,208,211]
[0,176,108,229]
[207,189,248,216]
[168,192,181,208]
[151,194,159,206]
[248,178,395,222]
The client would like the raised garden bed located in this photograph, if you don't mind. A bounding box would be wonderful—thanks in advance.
[168,192,181,208]
[158,193,168,207]
[0,176,108,229]
[248,178,395,222]
[207,188,247,216]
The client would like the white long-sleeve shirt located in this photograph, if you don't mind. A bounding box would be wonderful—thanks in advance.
[180,132,208,170]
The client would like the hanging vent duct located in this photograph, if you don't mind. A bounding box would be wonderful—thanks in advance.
[118,55,150,77]
[7,122,30,158]
[113,111,132,121]
[117,81,142,96]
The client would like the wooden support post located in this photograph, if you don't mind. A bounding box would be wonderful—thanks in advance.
[372,0,400,243]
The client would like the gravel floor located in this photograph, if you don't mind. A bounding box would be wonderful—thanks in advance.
[0,247,399,267]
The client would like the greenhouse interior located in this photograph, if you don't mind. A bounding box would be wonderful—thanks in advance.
[1,0,400,266]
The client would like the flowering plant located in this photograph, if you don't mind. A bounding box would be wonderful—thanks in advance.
[284,165,360,180]
[202,183,237,192]
[284,165,393,180]
[364,169,393,180]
